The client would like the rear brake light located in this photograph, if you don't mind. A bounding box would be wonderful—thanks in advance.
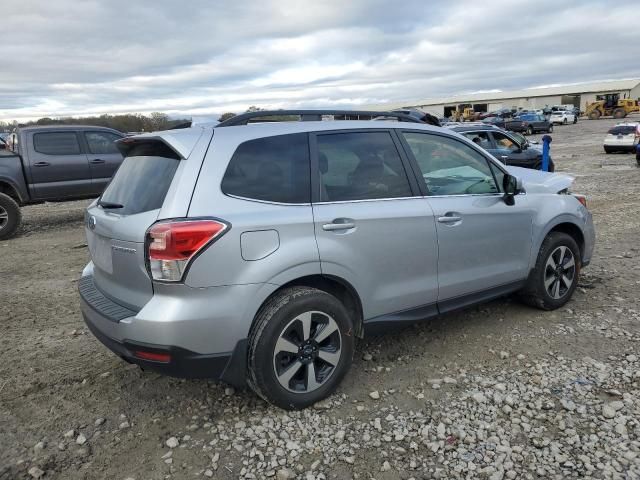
[133,350,171,363]
[573,194,587,208]
[146,219,229,282]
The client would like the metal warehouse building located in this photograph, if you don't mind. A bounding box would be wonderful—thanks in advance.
[369,78,640,118]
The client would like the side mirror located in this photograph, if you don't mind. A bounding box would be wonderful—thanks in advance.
[503,174,522,205]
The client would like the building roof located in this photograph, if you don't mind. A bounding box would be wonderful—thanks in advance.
[368,78,640,110]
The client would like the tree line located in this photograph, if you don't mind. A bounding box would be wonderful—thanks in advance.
[0,106,290,134]
[0,112,190,134]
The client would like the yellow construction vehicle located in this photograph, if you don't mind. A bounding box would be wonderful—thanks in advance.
[451,104,477,122]
[586,94,640,120]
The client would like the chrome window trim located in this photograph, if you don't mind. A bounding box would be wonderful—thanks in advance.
[224,193,311,207]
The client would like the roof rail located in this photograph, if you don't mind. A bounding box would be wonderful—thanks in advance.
[216,109,425,127]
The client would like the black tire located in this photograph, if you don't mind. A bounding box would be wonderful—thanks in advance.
[548,125,554,133]
[573,116,578,124]
[636,155,640,167]
[0,192,21,240]
[613,108,626,119]
[563,118,568,125]
[588,111,600,120]
[604,146,614,154]
[519,232,581,310]
[247,286,355,410]
[526,126,534,135]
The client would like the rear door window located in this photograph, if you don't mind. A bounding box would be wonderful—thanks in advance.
[221,133,310,204]
[85,131,122,154]
[462,131,491,149]
[316,131,412,202]
[33,132,81,155]
[99,143,180,215]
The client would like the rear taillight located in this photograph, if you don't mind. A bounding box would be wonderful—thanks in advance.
[146,219,229,282]
[574,194,587,208]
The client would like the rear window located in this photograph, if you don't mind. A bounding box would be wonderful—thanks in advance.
[221,133,310,203]
[33,132,81,155]
[608,126,637,135]
[99,143,180,215]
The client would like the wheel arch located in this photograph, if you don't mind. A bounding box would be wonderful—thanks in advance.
[536,220,585,267]
[253,274,365,338]
[0,180,23,204]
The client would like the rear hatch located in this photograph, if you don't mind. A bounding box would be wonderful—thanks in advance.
[85,141,182,310]
[605,125,639,146]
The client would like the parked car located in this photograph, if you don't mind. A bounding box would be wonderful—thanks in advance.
[0,125,124,239]
[603,122,640,153]
[550,110,577,125]
[0,134,7,150]
[450,125,554,171]
[481,116,506,128]
[505,114,553,135]
[78,109,594,410]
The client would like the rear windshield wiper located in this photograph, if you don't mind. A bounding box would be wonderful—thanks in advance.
[98,200,124,209]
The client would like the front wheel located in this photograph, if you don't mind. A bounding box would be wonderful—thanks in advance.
[0,192,21,240]
[247,287,355,409]
[526,126,534,135]
[519,232,580,310]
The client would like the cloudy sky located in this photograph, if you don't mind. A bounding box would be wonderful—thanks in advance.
[1,0,638,122]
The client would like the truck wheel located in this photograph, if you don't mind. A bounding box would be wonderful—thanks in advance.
[519,232,580,310]
[588,111,600,120]
[0,192,21,240]
[613,108,626,119]
[247,286,355,410]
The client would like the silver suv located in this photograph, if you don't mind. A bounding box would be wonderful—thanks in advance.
[79,110,595,409]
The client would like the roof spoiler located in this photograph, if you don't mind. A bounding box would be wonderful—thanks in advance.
[115,128,204,159]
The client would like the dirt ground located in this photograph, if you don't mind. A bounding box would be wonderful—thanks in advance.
[1,118,639,480]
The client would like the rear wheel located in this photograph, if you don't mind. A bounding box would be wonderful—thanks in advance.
[0,193,21,240]
[247,287,355,410]
[563,118,568,125]
[519,232,580,310]
[526,126,534,135]
[588,110,600,120]
[604,146,614,154]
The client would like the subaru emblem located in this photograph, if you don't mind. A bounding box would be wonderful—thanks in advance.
[88,215,97,230]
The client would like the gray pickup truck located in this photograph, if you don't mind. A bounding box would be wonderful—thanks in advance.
[0,125,124,239]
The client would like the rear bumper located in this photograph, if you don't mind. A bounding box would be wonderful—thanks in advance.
[82,309,241,380]
[78,271,258,386]
[603,143,637,152]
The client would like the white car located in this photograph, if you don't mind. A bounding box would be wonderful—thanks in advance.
[550,110,576,125]
[603,122,640,153]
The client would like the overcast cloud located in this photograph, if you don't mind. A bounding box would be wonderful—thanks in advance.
[1,0,638,121]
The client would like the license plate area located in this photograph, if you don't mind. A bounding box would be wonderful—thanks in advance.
[88,232,113,274]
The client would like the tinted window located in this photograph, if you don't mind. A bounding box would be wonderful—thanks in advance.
[402,132,499,196]
[33,132,81,155]
[317,131,412,201]
[221,133,310,204]
[462,131,491,149]
[492,132,519,151]
[85,131,121,154]
[608,126,637,135]
[99,144,180,215]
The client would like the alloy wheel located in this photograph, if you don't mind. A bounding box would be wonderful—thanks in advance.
[544,246,576,299]
[273,311,342,393]
[0,205,8,231]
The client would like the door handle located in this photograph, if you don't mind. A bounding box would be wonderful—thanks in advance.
[33,161,50,167]
[437,215,462,223]
[90,159,105,164]
[323,221,356,231]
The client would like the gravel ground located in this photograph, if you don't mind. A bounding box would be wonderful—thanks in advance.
[1,118,639,480]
